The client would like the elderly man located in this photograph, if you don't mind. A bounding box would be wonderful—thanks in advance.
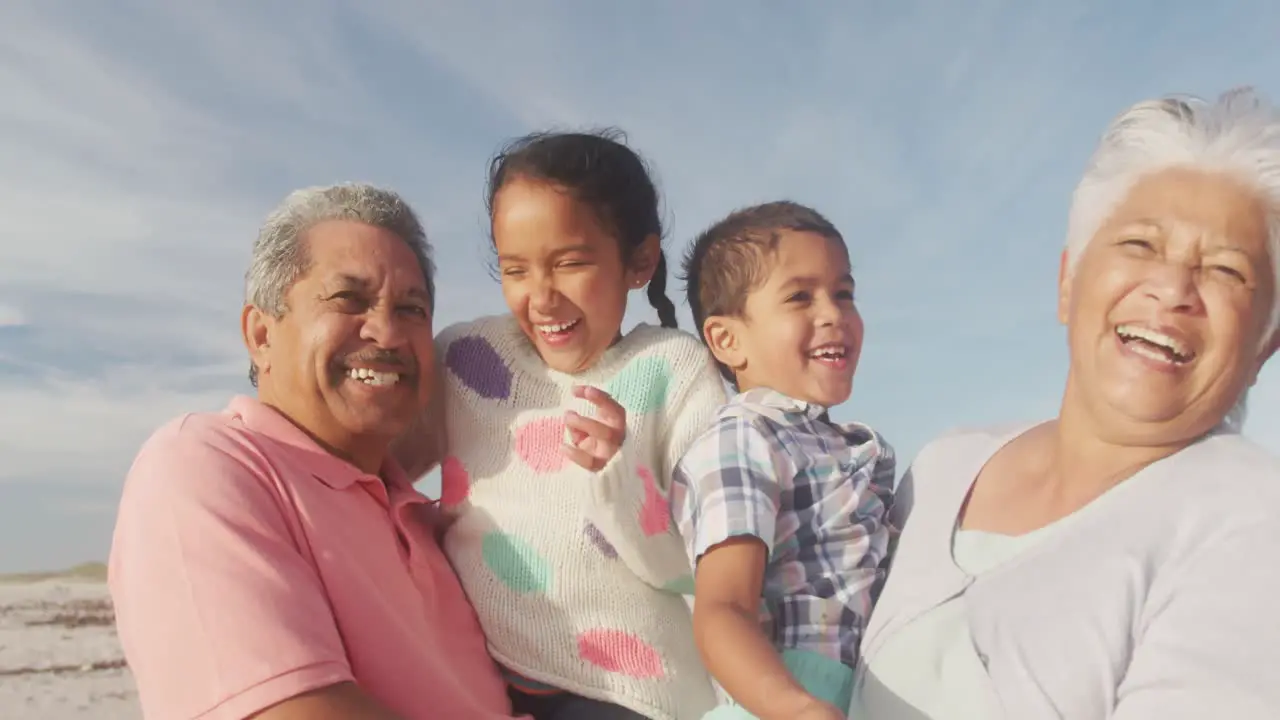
[109,184,518,719]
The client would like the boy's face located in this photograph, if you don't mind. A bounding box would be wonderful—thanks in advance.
[704,230,864,407]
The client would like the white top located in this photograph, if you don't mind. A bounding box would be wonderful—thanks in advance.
[856,423,1280,719]
[435,315,727,720]
[857,522,1069,719]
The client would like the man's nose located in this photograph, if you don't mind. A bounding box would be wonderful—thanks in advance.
[360,303,410,347]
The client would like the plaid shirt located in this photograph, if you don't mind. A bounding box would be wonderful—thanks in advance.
[670,388,896,667]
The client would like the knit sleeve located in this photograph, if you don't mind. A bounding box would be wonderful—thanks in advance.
[581,331,727,592]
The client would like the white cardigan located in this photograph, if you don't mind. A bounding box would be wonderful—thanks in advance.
[858,424,1280,719]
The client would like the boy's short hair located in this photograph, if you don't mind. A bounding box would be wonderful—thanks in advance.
[679,201,847,382]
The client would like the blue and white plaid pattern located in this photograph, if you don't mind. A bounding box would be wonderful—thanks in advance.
[671,388,896,667]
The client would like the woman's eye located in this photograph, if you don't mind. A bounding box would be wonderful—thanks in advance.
[1210,265,1247,283]
[1119,238,1155,251]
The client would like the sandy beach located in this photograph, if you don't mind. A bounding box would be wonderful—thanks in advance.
[0,565,139,720]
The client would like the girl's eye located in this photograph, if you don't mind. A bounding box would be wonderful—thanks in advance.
[501,267,526,277]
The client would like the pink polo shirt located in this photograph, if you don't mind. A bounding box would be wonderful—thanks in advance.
[109,396,515,720]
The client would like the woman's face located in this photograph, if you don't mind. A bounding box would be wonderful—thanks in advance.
[1060,166,1277,445]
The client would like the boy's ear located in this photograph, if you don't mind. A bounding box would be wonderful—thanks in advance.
[702,315,746,374]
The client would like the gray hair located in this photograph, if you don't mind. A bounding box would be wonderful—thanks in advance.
[1063,88,1280,431]
[245,182,436,386]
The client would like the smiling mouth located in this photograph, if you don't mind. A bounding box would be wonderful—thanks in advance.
[345,367,403,387]
[536,319,581,341]
[1115,324,1195,366]
[809,343,850,367]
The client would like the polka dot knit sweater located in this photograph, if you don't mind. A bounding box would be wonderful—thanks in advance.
[435,314,726,720]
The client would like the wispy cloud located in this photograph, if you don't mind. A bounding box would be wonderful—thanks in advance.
[2,0,1278,571]
[0,304,25,328]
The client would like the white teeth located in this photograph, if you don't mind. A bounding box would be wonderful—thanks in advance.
[537,320,579,334]
[346,368,400,386]
[810,345,846,359]
[1116,324,1193,363]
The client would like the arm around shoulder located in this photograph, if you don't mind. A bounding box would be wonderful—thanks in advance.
[110,420,360,720]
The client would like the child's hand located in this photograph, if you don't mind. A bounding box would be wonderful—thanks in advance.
[562,385,626,472]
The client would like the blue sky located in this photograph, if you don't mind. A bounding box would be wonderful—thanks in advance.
[2,0,1278,572]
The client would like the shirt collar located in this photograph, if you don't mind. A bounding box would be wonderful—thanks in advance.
[725,387,831,422]
[226,395,415,493]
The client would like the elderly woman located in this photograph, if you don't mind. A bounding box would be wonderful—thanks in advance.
[855,88,1280,719]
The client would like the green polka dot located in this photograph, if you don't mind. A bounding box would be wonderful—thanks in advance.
[482,531,552,594]
[662,574,695,595]
[605,356,672,415]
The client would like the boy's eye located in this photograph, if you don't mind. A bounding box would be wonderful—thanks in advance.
[399,304,430,317]
[501,266,526,277]
[786,291,811,304]
[836,289,856,301]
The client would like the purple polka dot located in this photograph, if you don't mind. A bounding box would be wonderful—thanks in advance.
[446,336,512,400]
[585,523,618,559]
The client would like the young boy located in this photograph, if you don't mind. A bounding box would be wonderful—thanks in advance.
[672,201,896,720]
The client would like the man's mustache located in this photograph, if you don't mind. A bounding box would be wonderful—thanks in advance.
[335,349,417,375]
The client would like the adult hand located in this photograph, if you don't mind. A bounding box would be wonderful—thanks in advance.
[562,385,626,472]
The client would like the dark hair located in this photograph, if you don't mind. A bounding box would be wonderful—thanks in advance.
[679,200,847,382]
[484,128,678,328]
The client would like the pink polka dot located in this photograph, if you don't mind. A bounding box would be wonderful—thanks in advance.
[439,456,469,507]
[515,417,567,474]
[577,628,665,678]
[637,465,669,536]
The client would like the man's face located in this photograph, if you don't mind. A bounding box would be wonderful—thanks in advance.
[244,220,435,471]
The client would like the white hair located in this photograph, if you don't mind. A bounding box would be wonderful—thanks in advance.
[1063,87,1280,431]
[245,182,435,386]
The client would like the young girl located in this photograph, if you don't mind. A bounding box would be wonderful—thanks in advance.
[407,130,726,720]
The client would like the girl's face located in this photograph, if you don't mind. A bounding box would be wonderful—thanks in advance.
[492,177,658,374]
